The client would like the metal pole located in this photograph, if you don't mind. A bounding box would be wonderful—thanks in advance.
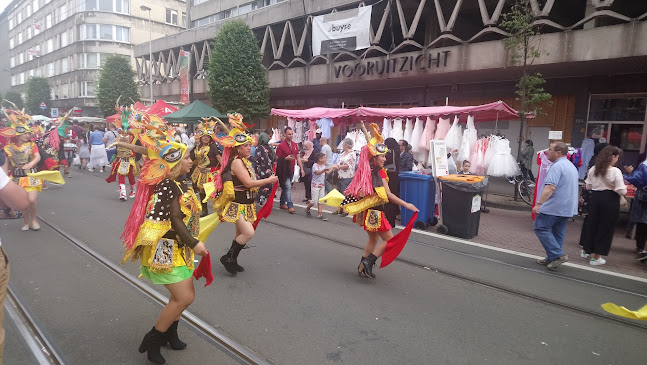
[148,10,153,105]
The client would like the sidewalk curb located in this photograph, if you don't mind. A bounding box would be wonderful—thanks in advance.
[482,199,532,212]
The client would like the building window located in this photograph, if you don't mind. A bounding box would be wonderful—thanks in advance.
[18,33,23,44]
[17,12,22,24]
[33,0,39,12]
[589,97,647,122]
[19,53,24,64]
[20,73,25,85]
[34,22,40,35]
[194,0,208,5]
[61,30,68,47]
[11,76,16,86]
[84,0,129,14]
[182,12,186,27]
[9,38,14,49]
[115,26,129,42]
[46,14,52,29]
[81,24,130,42]
[59,4,67,21]
[61,58,68,73]
[99,0,112,11]
[47,38,53,53]
[100,24,113,40]
[48,63,55,77]
[80,81,95,97]
[27,27,32,39]
[9,18,13,29]
[166,9,178,25]
[10,57,15,68]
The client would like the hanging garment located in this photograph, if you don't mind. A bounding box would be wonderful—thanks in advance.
[403,118,414,144]
[487,136,520,177]
[391,118,404,141]
[418,117,436,165]
[270,128,281,143]
[287,117,296,130]
[579,138,595,179]
[305,120,318,141]
[316,118,334,138]
[411,117,425,163]
[382,118,392,139]
[465,115,478,150]
[294,120,305,144]
[470,137,489,175]
[456,129,472,165]
[444,116,463,153]
[435,117,451,139]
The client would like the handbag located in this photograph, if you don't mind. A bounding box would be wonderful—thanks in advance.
[635,187,647,203]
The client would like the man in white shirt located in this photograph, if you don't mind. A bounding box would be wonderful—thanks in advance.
[0,160,30,362]
[320,137,334,193]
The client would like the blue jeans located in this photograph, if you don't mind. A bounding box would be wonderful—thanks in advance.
[280,179,293,208]
[534,213,569,261]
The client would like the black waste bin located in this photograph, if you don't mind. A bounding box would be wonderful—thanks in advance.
[439,175,488,239]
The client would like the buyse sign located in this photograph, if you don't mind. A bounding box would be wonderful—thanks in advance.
[312,6,372,56]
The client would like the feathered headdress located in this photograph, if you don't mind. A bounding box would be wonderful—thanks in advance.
[0,100,33,136]
[343,123,389,198]
[214,113,256,148]
[196,117,216,139]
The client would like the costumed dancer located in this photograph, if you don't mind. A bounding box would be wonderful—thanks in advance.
[340,123,418,278]
[119,114,208,364]
[0,107,42,231]
[105,100,141,200]
[210,113,278,276]
[37,109,73,174]
[190,118,221,215]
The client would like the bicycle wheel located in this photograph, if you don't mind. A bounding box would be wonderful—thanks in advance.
[518,181,534,205]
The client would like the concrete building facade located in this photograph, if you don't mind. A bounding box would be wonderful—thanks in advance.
[134,0,647,163]
[2,0,188,117]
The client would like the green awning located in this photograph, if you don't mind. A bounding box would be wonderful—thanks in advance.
[163,100,228,123]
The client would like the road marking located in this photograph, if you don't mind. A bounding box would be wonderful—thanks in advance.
[285,202,647,284]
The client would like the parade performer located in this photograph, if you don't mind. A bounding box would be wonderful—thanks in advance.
[105,128,140,200]
[340,123,418,279]
[0,108,42,231]
[190,118,221,215]
[119,114,208,364]
[36,109,73,173]
[211,113,278,275]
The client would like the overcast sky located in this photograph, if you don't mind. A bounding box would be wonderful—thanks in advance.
[0,0,12,14]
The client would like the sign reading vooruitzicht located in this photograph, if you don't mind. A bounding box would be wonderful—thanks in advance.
[312,6,372,56]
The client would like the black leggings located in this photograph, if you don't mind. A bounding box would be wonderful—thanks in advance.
[635,222,647,251]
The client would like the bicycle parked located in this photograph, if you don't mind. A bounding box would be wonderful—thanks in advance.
[512,162,535,205]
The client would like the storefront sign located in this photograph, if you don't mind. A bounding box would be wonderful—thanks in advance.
[179,50,191,104]
[430,140,449,177]
[334,51,451,79]
[312,6,372,56]
[548,130,563,140]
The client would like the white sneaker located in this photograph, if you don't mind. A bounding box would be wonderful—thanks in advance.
[88,168,94,172]
[589,257,606,266]
[580,250,589,258]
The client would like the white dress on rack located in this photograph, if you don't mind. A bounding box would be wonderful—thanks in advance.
[391,118,404,141]
[444,116,463,153]
[382,118,392,139]
[457,115,478,164]
[411,117,425,163]
[403,118,414,144]
[435,117,451,139]
[418,117,435,165]
[487,136,520,177]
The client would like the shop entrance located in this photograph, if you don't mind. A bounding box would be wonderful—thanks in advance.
[586,95,647,166]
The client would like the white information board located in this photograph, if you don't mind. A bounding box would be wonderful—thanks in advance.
[430,140,449,177]
[548,130,563,140]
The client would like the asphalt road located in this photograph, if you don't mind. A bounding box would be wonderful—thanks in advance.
[2,170,646,364]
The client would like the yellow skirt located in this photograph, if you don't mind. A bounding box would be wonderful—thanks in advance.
[220,201,257,223]
[15,176,42,192]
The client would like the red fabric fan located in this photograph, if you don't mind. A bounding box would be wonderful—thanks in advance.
[252,164,278,230]
[193,252,213,286]
[380,212,418,268]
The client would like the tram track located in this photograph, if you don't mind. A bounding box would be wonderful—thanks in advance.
[264,216,647,332]
[37,215,272,365]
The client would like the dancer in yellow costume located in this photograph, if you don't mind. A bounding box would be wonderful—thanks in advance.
[211,113,278,275]
[119,112,208,364]
[0,107,42,231]
[190,118,221,215]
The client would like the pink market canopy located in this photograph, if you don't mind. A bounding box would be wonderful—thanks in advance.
[271,107,357,120]
[357,101,519,122]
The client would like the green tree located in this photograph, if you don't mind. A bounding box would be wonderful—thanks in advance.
[3,91,24,109]
[208,21,270,122]
[96,54,140,117]
[24,77,51,114]
[501,0,552,140]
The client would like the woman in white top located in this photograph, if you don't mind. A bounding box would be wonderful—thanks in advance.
[334,138,356,216]
[579,146,627,266]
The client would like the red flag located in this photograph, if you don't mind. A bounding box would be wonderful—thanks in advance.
[380,212,418,268]
[252,164,278,230]
[193,252,213,286]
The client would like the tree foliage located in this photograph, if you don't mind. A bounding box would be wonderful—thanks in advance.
[24,77,51,114]
[501,0,552,121]
[208,21,270,122]
[96,55,140,117]
[2,91,23,110]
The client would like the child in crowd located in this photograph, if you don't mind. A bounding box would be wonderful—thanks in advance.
[306,152,336,220]
[461,160,472,174]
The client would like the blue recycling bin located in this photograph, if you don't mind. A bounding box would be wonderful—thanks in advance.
[398,172,436,230]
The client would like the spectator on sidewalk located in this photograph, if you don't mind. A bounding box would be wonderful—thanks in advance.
[306,152,336,220]
[384,138,401,227]
[334,138,356,216]
[320,137,333,193]
[300,141,315,204]
[532,142,579,269]
[276,127,304,214]
[579,146,626,266]
[103,123,119,163]
[255,132,276,206]
[461,160,472,174]
[624,158,647,262]
[399,140,413,171]
[88,125,108,173]
[520,140,535,181]
[313,129,322,154]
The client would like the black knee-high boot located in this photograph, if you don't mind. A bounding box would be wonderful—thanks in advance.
[220,240,245,275]
[162,320,187,350]
[360,254,378,278]
[139,327,166,364]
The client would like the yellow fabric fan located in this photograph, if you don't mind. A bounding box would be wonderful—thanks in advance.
[27,170,65,185]
[319,189,345,207]
[202,181,216,203]
[198,212,221,243]
[601,303,647,320]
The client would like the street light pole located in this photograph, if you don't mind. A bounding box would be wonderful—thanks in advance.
[140,5,153,105]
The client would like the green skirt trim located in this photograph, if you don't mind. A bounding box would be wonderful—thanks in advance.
[140,265,194,285]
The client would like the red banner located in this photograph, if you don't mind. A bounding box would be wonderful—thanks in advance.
[179,50,190,104]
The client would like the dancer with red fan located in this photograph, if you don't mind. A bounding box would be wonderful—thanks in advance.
[340,123,418,278]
